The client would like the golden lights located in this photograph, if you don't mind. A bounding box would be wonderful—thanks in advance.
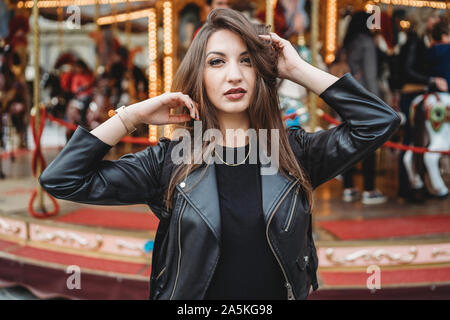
[325,0,337,64]
[97,8,153,25]
[16,0,149,9]
[373,0,449,9]
[148,8,157,98]
[162,1,174,94]
[400,20,411,29]
[147,7,159,142]
[162,1,173,139]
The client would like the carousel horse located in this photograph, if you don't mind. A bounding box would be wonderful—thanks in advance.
[403,92,450,198]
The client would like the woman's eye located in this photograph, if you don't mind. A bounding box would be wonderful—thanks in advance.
[209,59,223,66]
[242,57,251,64]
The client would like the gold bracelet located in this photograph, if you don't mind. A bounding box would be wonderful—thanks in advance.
[116,105,137,134]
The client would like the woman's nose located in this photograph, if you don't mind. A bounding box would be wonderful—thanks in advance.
[226,61,243,83]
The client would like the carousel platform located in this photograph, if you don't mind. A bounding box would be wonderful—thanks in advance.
[0,179,155,299]
[0,177,449,299]
[0,140,449,299]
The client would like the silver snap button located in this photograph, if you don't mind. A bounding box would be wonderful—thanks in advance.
[180,182,186,188]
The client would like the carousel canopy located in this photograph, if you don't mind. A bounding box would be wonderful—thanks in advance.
[8,0,158,33]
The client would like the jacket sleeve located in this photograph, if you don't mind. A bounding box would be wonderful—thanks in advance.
[289,73,401,190]
[38,125,166,206]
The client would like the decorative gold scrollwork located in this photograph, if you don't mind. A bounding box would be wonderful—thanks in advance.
[325,247,418,265]
[33,227,103,250]
[432,248,450,258]
[0,218,21,235]
[116,239,145,255]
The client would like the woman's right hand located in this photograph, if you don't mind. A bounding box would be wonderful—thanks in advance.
[130,92,200,126]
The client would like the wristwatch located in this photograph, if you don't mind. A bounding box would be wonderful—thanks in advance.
[116,105,137,134]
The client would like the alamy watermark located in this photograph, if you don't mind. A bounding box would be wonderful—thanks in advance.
[366,265,381,291]
[66,265,81,290]
[366,5,381,30]
[66,6,81,30]
[170,121,280,175]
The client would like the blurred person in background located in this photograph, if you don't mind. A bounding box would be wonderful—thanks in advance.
[373,11,398,107]
[428,18,450,90]
[340,11,388,205]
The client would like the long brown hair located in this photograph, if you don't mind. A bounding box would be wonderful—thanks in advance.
[165,8,314,213]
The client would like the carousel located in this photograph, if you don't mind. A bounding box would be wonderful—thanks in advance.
[0,0,449,299]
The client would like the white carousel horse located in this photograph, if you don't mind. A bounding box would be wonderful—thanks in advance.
[403,92,450,197]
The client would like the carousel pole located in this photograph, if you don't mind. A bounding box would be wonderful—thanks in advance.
[95,0,100,75]
[32,0,45,212]
[266,0,274,32]
[126,0,132,48]
[308,0,319,133]
[447,0,449,19]
[148,7,158,142]
[57,6,63,54]
[122,2,132,154]
[162,1,174,140]
[112,2,118,35]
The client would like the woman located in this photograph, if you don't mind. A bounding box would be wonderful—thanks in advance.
[39,9,400,300]
[340,11,388,205]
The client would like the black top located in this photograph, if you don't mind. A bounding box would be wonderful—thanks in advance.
[204,142,286,300]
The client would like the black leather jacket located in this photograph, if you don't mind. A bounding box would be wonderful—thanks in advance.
[38,73,400,300]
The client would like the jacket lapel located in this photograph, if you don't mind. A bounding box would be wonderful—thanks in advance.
[260,163,296,224]
[176,164,221,241]
[176,161,295,240]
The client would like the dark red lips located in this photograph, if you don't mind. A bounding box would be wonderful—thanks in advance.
[224,87,247,95]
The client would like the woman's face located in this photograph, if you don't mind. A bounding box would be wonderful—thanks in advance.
[203,29,256,117]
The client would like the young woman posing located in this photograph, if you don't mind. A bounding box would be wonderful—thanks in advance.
[39,9,400,300]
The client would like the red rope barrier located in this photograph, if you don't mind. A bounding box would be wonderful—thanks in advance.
[46,114,156,146]
[47,113,77,131]
[29,106,59,218]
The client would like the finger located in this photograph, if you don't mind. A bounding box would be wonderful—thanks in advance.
[259,34,276,43]
[269,33,286,46]
[178,94,196,119]
[259,33,282,49]
[188,98,200,120]
[167,113,192,124]
[189,98,197,119]
[269,32,282,40]
[193,101,200,120]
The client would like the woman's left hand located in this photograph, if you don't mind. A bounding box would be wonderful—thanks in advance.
[259,32,304,81]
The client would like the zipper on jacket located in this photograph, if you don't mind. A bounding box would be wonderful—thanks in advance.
[155,266,166,281]
[284,185,300,232]
[266,181,297,300]
[169,198,187,300]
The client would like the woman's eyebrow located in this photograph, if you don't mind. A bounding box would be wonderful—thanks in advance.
[206,51,249,57]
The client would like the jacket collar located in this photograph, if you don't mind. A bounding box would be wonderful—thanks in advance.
[175,162,295,241]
